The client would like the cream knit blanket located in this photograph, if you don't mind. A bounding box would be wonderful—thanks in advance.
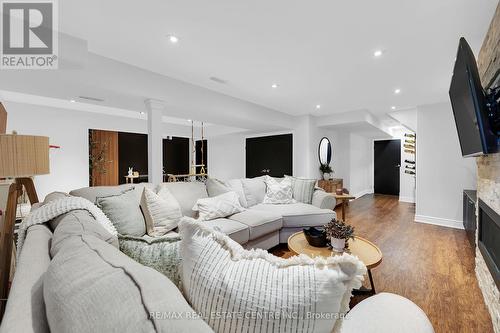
[16,196,117,258]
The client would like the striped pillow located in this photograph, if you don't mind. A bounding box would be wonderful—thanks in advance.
[286,176,316,204]
[179,217,366,333]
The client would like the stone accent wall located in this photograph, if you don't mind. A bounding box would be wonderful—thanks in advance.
[476,154,500,333]
[476,3,500,333]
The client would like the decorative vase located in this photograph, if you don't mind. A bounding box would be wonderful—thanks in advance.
[331,237,345,252]
[323,173,330,180]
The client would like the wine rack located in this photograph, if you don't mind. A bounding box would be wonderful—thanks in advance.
[404,133,416,175]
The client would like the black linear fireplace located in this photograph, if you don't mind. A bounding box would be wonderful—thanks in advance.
[478,199,500,288]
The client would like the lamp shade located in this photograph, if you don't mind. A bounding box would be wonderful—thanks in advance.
[0,134,50,177]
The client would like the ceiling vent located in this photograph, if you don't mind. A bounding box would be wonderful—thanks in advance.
[78,96,105,102]
[209,77,227,84]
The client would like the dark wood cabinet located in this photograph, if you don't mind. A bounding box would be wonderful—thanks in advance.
[463,190,477,251]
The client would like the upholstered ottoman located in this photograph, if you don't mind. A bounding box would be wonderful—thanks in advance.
[342,293,434,333]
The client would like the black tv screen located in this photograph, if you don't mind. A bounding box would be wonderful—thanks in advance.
[449,37,497,157]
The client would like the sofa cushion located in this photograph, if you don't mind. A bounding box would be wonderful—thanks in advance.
[140,187,182,236]
[96,189,146,236]
[342,293,434,333]
[226,179,248,207]
[206,178,248,208]
[178,218,366,333]
[229,210,282,240]
[44,233,214,333]
[251,203,335,228]
[205,178,230,197]
[241,177,266,207]
[69,183,154,204]
[201,218,249,244]
[160,182,208,217]
[193,191,245,221]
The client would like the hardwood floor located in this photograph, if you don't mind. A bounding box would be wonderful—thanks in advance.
[270,194,493,333]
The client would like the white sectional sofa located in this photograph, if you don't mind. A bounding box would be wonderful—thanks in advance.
[0,179,434,333]
[68,177,337,249]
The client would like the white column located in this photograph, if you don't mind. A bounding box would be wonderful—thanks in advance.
[144,99,164,185]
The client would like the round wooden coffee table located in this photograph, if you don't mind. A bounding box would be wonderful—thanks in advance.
[288,232,383,294]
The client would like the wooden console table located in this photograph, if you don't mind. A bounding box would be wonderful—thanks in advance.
[317,179,343,193]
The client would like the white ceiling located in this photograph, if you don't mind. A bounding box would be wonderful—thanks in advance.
[59,0,497,117]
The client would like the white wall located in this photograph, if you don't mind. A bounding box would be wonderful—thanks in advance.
[349,133,373,197]
[4,102,192,199]
[208,134,245,180]
[415,101,477,228]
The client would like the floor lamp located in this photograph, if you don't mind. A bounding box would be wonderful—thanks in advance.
[0,134,49,317]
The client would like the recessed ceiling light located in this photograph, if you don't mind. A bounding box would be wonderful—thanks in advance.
[70,99,76,103]
[187,119,192,122]
[394,88,401,94]
[391,106,396,110]
[316,104,321,109]
[373,50,383,57]
[167,35,179,44]
[271,83,278,89]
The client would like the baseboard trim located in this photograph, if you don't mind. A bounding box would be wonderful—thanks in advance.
[399,196,415,203]
[414,215,464,230]
[353,189,373,199]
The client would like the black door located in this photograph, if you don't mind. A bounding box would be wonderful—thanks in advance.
[246,134,292,178]
[163,137,190,175]
[374,140,401,195]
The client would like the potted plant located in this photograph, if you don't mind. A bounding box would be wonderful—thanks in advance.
[319,163,333,180]
[323,218,355,252]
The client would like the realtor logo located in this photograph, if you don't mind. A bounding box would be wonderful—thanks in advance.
[1,0,58,69]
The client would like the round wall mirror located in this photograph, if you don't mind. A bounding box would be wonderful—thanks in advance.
[318,137,332,164]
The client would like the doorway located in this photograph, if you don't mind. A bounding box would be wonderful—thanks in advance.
[374,139,401,195]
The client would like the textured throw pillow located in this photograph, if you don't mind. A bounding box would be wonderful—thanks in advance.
[96,189,146,236]
[140,187,182,236]
[241,177,266,207]
[178,218,366,333]
[286,175,317,204]
[263,176,296,204]
[44,233,213,333]
[192,191,245,221]
[119,233,182,288]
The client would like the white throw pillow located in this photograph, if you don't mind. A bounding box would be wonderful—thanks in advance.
[263,176,296,204]
[178,218,366,333]
[140,187,182,236]
[192,191,245,221]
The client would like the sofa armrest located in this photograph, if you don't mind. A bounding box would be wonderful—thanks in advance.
[311,189,336,209]
[1,225,52,333]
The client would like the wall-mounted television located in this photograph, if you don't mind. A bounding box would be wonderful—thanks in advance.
[449,37,499,157]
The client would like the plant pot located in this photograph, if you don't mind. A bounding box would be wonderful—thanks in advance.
[331,237,345,252]
[323,173,330,180]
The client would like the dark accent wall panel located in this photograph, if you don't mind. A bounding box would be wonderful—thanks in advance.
[118,132,148,184]
[163,137,190,175]
[246,133,292,178]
